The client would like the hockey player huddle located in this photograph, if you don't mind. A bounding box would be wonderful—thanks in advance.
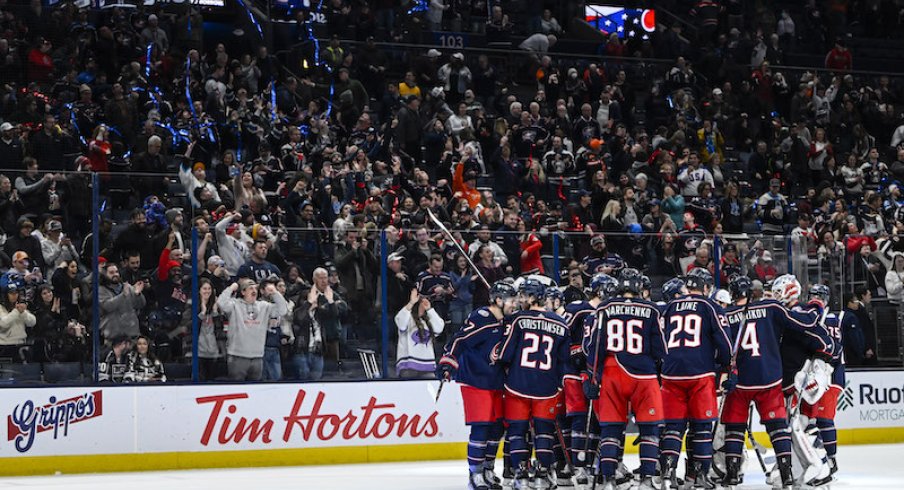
[439,267,842,490]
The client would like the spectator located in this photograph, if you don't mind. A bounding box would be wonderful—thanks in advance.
[416,254,454,322]
[237,240,281,282]
[334,228,377,340]
[825,37,852,71]
[98,263,146,341]
[841,290,875,366]
[395,288,444,378]
[757,179,789,235]
[260,276,293,381]
[292,267,347,380]
[885,253,904,304]
[41,219,78,270]
[519,33,557,62]
[0,283,35,361]
[217,278,288,381]
[127,336,167,382]
[98,336,132,383]
[196,278,224,381]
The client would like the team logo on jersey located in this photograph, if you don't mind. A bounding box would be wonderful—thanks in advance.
[478,310,490,317]
[649,408,656,415]
[837,381,854,412]
[7,390,104,453]
[768,411,776,418]
[705,410,712,417]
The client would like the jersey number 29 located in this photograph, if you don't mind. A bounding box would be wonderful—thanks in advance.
[520,332,554,370]
[667,314,702,348]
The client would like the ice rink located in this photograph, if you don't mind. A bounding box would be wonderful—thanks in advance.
[0,444,901,489]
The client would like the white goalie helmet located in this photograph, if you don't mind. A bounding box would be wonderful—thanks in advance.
[771,274,802,307]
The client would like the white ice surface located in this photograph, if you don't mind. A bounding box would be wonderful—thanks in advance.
[0,443,901,489]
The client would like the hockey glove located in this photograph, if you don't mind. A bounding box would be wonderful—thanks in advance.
[721,369,738,395]
[582,373,600,400]
[436,363,454,381]
[570,344,587,371]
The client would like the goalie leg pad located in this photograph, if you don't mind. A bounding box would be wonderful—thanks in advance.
[789,414,831,484]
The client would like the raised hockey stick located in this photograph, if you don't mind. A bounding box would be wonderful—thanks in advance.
[426,208,491,289]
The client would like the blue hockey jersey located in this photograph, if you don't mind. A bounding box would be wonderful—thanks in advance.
[440,307,505,390]
[562,300,595,379]
[725,299,831,390]
[661,294,732,380]
[582,297,667,380]
[497,309,570,399]
[780,302,836,389]
[824,311,845,388]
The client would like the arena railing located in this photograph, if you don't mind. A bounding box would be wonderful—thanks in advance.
[0,166,896,387]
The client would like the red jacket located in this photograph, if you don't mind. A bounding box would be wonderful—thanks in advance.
[520,233,544,274]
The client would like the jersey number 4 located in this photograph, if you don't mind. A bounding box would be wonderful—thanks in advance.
[606,319,644,354]
[739,322,761,357]
[520,332,554,371]
[667,314,702,348]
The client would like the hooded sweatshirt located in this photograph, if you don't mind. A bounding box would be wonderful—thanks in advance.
[217,288,287,358]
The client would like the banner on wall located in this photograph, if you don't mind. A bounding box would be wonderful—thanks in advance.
[1,371,903,462]
[0,381,468,458]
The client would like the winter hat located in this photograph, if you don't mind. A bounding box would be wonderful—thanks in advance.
[165,208,182,224]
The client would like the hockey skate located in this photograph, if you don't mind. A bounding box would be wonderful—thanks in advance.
[572,467,590,490]
[483,465,503,490]
[636,476,658,490]
[512,466,530,490]
[775,455,794,490]
[531,468,552,490]
[502,464,514,490]
[613,462,633,489]
[594,476,617,490]
[721,456,742,490]
[554,465,574,488]
[689,462,715,489]
[469,469,490,490]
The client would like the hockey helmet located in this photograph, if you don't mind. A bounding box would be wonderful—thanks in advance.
[808,283,831,305]
[661,277,687,301]
[728,275,754,301]
[685,267,713,291]
[771,274,802,307]
[589,273,618,299]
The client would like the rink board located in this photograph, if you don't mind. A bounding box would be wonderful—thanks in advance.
[0,370,900,476]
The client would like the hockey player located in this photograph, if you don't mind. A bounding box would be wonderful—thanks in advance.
[773,275,837,488]
[800,284,844,477]
[561,273,618,488]
[545,287,566,316]
[496,279,571,489]
[659,277,689,308]
[440,281,519,490]
[719,276,834,490]
[582,273,667,490]
[660,268,732,488]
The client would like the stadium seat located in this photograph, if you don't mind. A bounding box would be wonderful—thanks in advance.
[164,363,192,381]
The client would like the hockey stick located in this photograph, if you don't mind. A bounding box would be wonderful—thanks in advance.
[426,378,446,403]
[426,208,491,289]
[586,307,607,490]
[553,416,576,476]
[746,409,769,473]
